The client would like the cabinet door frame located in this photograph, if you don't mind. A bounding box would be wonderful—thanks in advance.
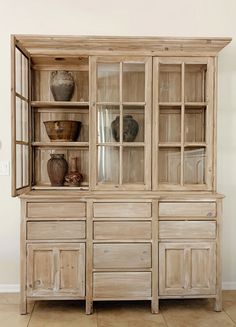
[159,241,216,296]
[153,57,214,191]
[11,35,32,196]
[27,243,85,298]
[90,56,152,190]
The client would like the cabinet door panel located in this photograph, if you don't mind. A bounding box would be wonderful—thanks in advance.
[159,242,216,296]
[27,243,85,298]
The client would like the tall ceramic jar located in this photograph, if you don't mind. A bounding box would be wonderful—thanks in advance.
[47,154,68,186]
[50,71,75,101]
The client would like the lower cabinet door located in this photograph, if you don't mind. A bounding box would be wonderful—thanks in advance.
[27,243,85,298]
[159,242,216,296]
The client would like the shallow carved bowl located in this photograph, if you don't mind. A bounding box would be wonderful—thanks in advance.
[44,120,81,142]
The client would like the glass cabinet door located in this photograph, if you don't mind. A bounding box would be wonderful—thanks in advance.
[153,58,214,190]
[12,41,31,196]
[90,57,152,190]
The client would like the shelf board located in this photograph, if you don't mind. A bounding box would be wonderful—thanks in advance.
[96,142,145,147]
[159,102,207,107]
[159,102,182,107]
[184,142,207,147]
[32,142,89,147]
[158,143,181,147]
[185,102,207,107]
[32,184,89,190]
[31,101,89,108]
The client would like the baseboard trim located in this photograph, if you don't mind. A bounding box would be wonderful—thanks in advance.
[0,283,235,293]
[222,282,236,290]
[0,284,20,293]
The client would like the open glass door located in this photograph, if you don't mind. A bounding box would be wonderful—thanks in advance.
[11,37,31,196]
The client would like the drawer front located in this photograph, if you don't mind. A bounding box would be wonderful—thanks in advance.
[93,202,151,218]
[94,221,151,240]
[93,272,151,299]
[159,221,216,239]
[27,202,86,218]
[159,202,216,217]
[27,221,86,240]
[93,244,151,269]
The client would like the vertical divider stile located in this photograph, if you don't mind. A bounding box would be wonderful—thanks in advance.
[119,61,123,186]
[180,62,185,186]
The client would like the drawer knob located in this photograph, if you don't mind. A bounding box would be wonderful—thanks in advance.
[207,212,213,217]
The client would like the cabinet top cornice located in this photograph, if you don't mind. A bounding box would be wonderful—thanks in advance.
[13,35,232,57]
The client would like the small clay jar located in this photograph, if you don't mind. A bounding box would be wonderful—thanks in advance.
[111,115,139,142]
[50,71,75,101]
[65,157,83,187]
[47,154,68,186]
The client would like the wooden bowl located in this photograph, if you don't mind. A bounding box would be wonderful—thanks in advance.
[44,120,81,142]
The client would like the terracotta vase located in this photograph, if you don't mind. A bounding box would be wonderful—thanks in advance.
[111,115,139,142]
[50,71,75,101]
[65,157,83,187]
[47,154,68,186]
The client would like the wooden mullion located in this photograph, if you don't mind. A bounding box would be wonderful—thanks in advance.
[119,61,123,185]
[181,62,185,186]
[152,58,159,190]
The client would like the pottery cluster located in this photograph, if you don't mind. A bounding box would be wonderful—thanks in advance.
[47,155,83,187]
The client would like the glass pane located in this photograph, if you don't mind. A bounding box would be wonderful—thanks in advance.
[16,97,22,141]
[97,105,120,143]
[16,98,28,142]
[15,48,22,95]
[185,107,206,143]
[185,64,207,102]
[123,147,144,183]
[123,63,145,102]
[23,145,29,186]
[16,144,22,189]
[158,147,181,184]
[21,54,29,99]
[97,63,120,102]
[159,106,181,142]
[123,106,144,142]
[159,64,181,102]
[98,146,119,184]
[184,147,205,184]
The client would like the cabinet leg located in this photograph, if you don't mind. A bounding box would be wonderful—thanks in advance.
[151,298,159,314]
[20,298,27,315]
[86,300,93,315]
[214,294,222,312]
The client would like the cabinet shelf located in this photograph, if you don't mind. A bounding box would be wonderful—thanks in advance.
[159,102,207,107]
[158,142,206,147]
[32,142,89,147]
[31,101,89,108]
[32,184,89,190]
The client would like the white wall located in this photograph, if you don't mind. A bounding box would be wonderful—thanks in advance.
[0,0,236,290]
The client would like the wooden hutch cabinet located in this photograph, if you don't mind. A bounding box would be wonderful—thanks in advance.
[11,35,231,315]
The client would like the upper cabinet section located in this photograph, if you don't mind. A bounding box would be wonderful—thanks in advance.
[153,57,214,191]
[11,35,231,195]
[90,57,152,190]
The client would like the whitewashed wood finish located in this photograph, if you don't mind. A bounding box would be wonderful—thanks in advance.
[93,221,151,240]
[27,243,85,298]
[27,221,86,240]
[93,243,151,269]
[93,202,151,218]
[159,221,216,239]
[27,202,86,218]
[159,242,216,296]
[159,201,216,217]
[93,272,151,299]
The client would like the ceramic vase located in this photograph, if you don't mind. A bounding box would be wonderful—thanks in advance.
[111,115,139,142]
[47,154,68,186]
[50,70,75,101]
[65,157,83,186]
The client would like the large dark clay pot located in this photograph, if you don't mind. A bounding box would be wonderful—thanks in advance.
[111,115,139,142]
[50,71,75,101]
[47,154,68,186]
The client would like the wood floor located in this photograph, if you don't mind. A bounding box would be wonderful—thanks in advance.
[1,292,236,326]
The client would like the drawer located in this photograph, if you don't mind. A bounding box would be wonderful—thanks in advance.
[93,244,151,269]
[93,272,151,299]
[159,221,216,239]
[27,202,86,218]
[94,221,151,240]
[27,221,86,240]
[93,202,151,218]
[159,202,216,217]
